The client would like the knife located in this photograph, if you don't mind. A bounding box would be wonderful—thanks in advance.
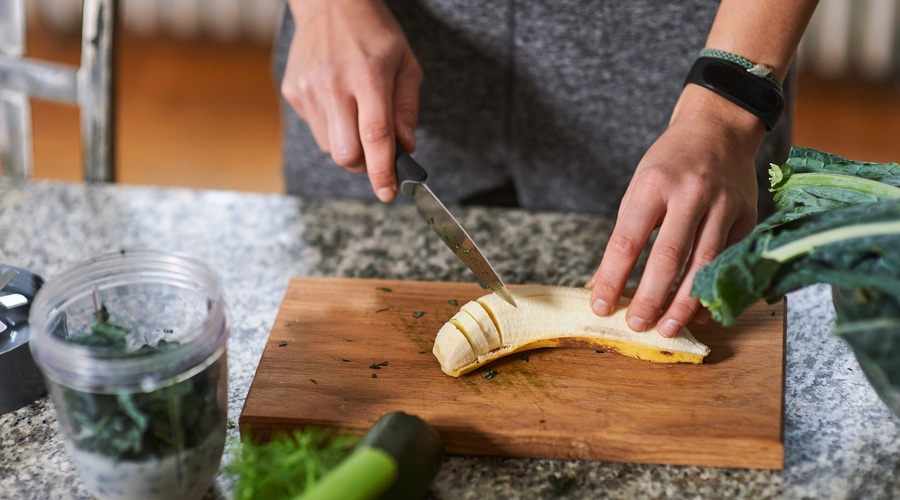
[395,144,517,308]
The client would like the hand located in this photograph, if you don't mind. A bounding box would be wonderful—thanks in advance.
[282,0,423,202]
[587,85,766,337]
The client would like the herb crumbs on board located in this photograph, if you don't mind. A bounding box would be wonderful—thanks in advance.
[448,299,458,306]
[376,287,393,292]
[412,311,425,318]
[595,349,604,354]
[369,364,381,370]
[278,341,287,347]
[310,379,318,385]
[484,370,499,380]
[371,373,378,379]
[340,358,351,362]
[227,419,236,430]
[418,350,428,354]
[378,361,389,366]
[284,321,292,327]
[374,307,389,313]
[520,354,530,362]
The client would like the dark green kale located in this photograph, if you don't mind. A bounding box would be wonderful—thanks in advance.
[769,146,900,221]
[691,200,900,326]
[832,287,900,417]
[692,146,900,419]
[61,307,224,460]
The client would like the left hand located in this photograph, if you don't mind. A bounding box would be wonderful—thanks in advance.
[587,84,766,337]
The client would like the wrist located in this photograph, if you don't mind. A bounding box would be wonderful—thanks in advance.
[670,84,767,149]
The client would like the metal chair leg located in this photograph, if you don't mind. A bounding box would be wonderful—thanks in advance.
[0,0,116,183]
[0,0,29,181]
[80,0,116,183]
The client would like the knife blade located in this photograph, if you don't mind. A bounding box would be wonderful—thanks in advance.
[395,144,517,307]
[0,269,19,292]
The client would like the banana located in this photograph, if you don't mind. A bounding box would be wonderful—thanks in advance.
[433,286,711,377]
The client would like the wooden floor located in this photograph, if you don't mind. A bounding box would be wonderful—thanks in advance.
[15,22,900,193]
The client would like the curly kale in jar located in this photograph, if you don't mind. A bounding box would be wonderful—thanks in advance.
[29,251,229,500]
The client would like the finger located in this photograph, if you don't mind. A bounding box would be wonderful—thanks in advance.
[304,102,332,155]
[281,77,331,154]
[655,211,731,337]
[356,70,398,202]
[393,54,423,154]
[589,198,663,318]
[325,94,366,173]
[694,308,711,325]
[627,202,705,333]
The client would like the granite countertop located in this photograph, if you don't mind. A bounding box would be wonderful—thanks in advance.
[0,180,897,499]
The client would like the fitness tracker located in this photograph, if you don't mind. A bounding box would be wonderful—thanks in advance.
[684,56,786,131]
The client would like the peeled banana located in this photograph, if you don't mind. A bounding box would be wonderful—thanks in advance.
[433,286,710,377]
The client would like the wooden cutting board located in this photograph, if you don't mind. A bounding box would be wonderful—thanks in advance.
[240,277,785,469]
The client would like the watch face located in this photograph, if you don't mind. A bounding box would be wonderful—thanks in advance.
[702,61,780,114]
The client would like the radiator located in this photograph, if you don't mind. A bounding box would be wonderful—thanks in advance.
[26,0,283,43]
[799,0,898,80]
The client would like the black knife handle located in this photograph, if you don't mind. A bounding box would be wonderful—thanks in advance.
[395,141,428,197]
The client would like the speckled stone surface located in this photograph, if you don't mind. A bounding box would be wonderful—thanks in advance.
[1,180,898,499]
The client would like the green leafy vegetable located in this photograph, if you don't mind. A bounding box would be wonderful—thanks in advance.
[832,287,900,417]
[60,307,224,460]
[227,429,357,500]
[693,146,900,419]
[769,146,900,221]
[692,200,900,326]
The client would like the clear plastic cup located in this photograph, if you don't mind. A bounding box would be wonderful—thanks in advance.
[29,250,229,500]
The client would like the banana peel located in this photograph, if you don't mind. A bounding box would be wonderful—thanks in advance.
[433,286,711,377]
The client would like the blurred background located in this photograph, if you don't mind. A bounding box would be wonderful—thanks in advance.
[9,0,900,193]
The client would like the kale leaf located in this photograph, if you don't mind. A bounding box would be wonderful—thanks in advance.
[832,287,900,417]
[769,146,900,222]
[61,308,224,460]
[693,146,900,419]
[691,199,900,326]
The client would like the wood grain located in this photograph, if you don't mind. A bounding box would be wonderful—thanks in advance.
[240,277,786,469]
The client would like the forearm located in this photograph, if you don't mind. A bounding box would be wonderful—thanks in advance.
[705,0,820,82]
[671,0,819,143]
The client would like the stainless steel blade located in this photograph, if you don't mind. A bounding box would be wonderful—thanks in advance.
[412,183,517,307]
[0,269,19,291]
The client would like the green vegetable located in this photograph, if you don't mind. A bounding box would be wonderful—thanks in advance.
[831,287,900,417]
[300,412,443,500]
[692,199,900,326]
[228,429,357,500]
[61,308,224,460]
[769,146,900,221]
[229,413,443,500]
[692,146,900,419]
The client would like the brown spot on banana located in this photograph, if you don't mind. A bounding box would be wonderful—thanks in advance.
[432,286,711,377]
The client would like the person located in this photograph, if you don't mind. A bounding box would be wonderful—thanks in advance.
[273,0,819,337]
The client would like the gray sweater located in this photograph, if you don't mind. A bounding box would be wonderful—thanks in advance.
[274,0,790,217]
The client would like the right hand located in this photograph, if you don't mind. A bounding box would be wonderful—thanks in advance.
[283,0,424,202]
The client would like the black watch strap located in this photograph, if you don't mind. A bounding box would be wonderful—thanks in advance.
[684,56,785,131]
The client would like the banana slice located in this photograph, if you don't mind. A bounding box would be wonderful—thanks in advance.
[433,286,711,377]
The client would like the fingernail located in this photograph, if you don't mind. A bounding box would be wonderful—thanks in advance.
[659,319,683,338]
[592,299,611,316]
[376,187,396,203]
[627,316,649,332]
